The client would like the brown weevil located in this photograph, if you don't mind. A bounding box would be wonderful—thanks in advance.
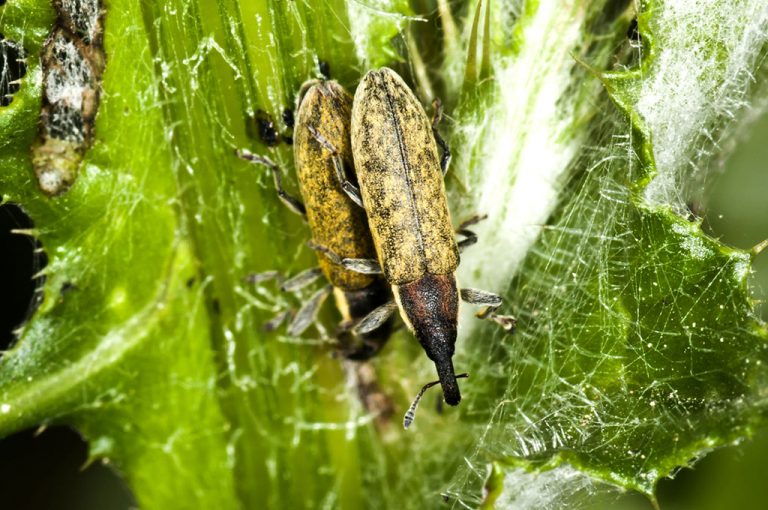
[311,68,515,411]
[238,79,393,360]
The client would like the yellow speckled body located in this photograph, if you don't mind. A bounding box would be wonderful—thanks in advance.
[294,80,378,291]
[351,68,463,405]
[350,68,459,286]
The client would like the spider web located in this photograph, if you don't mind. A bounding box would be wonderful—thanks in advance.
[442,0,768,506]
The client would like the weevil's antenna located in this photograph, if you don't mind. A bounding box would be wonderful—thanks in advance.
[403,373,468,429]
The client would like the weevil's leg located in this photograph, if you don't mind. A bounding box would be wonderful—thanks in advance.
[353,301,398,335]
[331,155,365,208]
[460,288,517,332]
[280,267,323,292]
[287,284,332,336]
[339,258,382,275]
[308,241,383,274]
[339,317,403,339]
[460,288,502,307]
[243,270,283,285]
[457,213,488,231]
[308,240,342,263]
[307,126,365,208]
[455,215,486,252]
[236,149,307,217]
[456,229,478,252]
[262,310,292,332]
[431,98,452,176]
[431,97,444,128]
[476,307,517,332]
[337,326,391,361]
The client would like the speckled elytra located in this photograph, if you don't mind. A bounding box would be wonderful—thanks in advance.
[238,79,392,360]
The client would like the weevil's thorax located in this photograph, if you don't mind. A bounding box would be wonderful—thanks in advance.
[294,80,378,291]
[394,273,462,405]
[351,68,459,286]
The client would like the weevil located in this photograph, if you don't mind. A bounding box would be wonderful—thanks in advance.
[312,68,514,409]
[238,79,392,360]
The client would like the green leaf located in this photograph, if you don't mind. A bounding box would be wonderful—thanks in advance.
[1,0,767,508]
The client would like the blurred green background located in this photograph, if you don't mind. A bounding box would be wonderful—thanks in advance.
[599,108,768,509]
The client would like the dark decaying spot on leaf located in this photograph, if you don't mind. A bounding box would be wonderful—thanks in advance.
[60,280,76,296]
[318,60,330,79]
[251,109,280,147]
[282,107,294,129]
[627,17,642,42]
[31,0,105,196]
[0,35,26,107]
[53,0,103,44]
[0,426,136,510]
[0,204,46,351]
[685,200,704,222]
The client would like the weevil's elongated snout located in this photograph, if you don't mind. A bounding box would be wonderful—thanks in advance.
[434,355,461,406]
[395,274,462,405]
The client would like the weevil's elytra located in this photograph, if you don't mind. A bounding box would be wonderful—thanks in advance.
[351,69,459,285]
[352,68,463,405]
[294,80,379,292]
[240,78,395,361]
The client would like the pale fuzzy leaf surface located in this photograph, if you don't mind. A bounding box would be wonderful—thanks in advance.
[0,0,767,509]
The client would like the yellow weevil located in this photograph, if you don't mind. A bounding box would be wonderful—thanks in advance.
[309,68,514,420]
[238,79,392,360]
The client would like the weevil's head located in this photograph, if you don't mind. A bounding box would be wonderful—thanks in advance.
[395,274,462,405]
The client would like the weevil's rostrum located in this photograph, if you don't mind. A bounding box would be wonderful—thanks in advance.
[294,80,378,291]
[352,68,463,405]
[351,70,459,284]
